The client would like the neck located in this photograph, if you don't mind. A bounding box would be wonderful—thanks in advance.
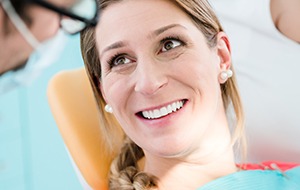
[144,146,237,190]
[143,116,237,190]
[142,96,238,189]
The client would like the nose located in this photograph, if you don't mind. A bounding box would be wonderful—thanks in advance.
[134,58,168,96]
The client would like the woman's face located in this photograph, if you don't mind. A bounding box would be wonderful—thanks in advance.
[96,0,230,158]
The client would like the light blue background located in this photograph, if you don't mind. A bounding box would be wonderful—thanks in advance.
[0,35,84,190]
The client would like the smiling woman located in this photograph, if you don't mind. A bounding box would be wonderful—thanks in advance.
[80,0,300,190]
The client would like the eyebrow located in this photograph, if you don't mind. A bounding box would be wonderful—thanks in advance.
[100,24,186,57]
[100,41,128,58]
[149,23,185,38]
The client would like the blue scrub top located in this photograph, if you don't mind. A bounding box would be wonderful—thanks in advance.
[197,166,300,190]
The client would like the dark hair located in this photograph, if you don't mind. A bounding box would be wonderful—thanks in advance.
[10,0,32,24]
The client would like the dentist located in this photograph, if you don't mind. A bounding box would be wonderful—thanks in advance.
[0,0,98,93]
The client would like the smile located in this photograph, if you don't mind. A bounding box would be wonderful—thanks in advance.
[139,100,186,120]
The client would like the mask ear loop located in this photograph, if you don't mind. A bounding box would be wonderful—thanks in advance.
[1,0,41,49]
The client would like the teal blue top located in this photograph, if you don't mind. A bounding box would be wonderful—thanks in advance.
[197,166,300,190]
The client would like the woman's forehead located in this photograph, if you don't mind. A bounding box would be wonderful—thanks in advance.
[95,0,195,49]
[97,0,190,30]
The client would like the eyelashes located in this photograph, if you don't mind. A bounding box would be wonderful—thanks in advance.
[106,35,186,69]
[160,36,186,52]
[107,53,131,68]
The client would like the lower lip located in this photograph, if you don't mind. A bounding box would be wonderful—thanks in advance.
[137,100,188,128]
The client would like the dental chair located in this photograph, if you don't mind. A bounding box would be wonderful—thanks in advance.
[47,67,113,190]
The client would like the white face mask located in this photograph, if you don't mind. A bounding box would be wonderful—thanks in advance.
[0,0,98,95]
[0,30,69,94]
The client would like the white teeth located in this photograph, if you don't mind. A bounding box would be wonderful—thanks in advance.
[160,107,168,116]
[153,109,160,118]
[167,104,172,113]
[142,100,184,119]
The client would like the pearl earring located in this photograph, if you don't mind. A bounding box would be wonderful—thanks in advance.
[104,104,113,113]
[220,69,233,81]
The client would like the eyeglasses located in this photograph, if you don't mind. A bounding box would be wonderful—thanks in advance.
[27,0,99,34]
[1,0,99,48]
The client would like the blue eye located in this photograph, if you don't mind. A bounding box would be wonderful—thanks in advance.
[161,39,182,52]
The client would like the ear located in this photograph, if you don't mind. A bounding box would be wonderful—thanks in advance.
[216,32,231,71]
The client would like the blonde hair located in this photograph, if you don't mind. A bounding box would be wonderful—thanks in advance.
[80,0,245,189]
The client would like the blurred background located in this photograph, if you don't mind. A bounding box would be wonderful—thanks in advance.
[0,35,83,190]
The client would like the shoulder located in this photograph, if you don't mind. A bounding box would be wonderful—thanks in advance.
[270,0,300,43]
[198,162,300,190]
[239,161,300,172]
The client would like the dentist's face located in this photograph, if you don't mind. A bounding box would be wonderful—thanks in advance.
[0,1,62,74]
[97,0,226,158]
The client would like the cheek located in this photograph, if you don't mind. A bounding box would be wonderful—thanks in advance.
[173,53,219,87]
[102,76,138,140]
[102,75,130,112]
[0,34,32,71]
[173,53,221,114]
[29,8,60,41]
